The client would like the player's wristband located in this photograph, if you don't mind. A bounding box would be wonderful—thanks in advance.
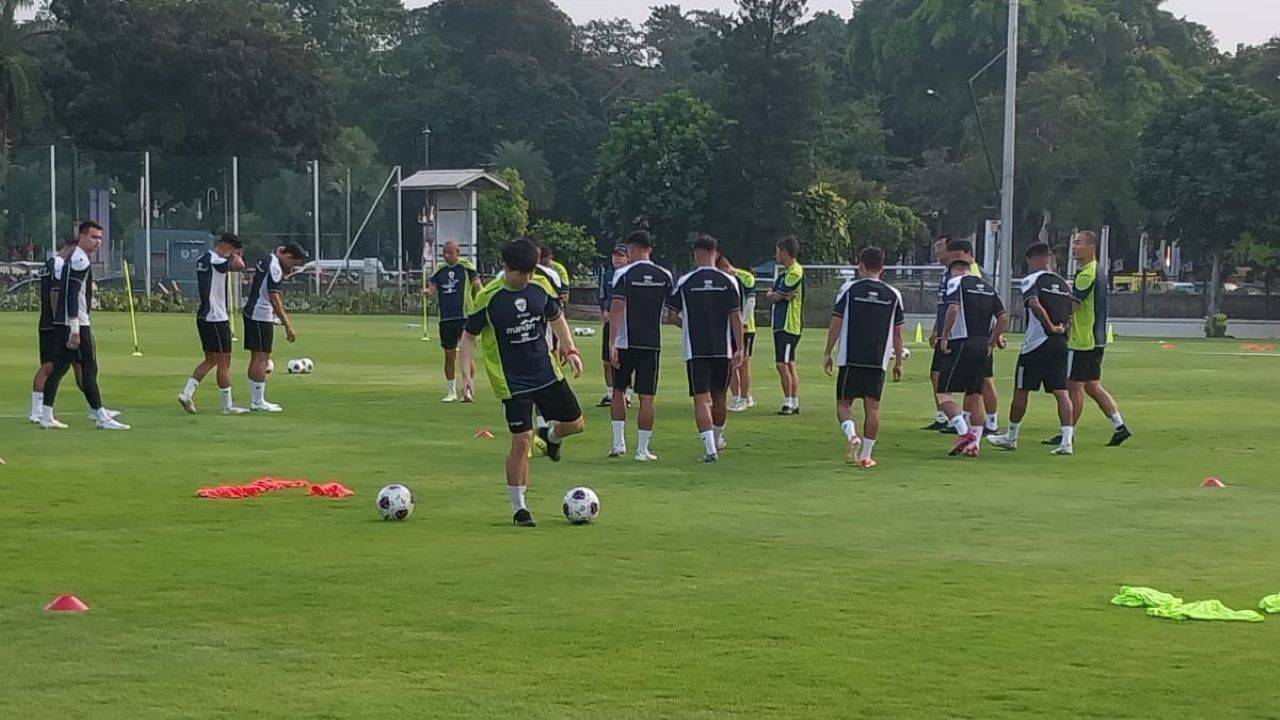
[565,348,581,356]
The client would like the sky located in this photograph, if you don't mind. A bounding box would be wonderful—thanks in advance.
[404,0,1277,51]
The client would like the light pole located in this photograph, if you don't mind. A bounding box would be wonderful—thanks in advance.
[997,0,1020,307]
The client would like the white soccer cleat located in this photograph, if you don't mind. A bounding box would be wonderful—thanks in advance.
[29,414,41,424]
[441,392,459,403]
[986,434,1017,451]
[1051,444,1075,456]
[88,408,122,421]
[222,406,250,416]
[608,446,628,458]
[746,396,756,408]
[96,417,131,431]
[845,435,863,465]
[715,436,727,452]
[178,395,197,415]
[40,417,69,430]
[635,451,659,462]
[727,398,748,412]
[251,401,284,413]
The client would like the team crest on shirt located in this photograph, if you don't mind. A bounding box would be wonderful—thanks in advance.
[515,298,527,313]
[704,279,714,288]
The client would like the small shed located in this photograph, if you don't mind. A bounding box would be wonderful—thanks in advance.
[399,169,510,268]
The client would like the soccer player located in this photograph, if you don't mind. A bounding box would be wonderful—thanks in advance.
[39,221,131,430]
[666,234,745,463]
[1055,229,1132,447]
[597,244,629,407]
[242,242,308,412]
[178,233,249,415]
[822,247,905,468]
[427,240,483,403]
[767,235,804,415]
[718,254,757,412]
[540,244,570,304]
[987,243,1076,455]
[608,230,674,461]
[936,259,1008,457]
[458,238,586,528]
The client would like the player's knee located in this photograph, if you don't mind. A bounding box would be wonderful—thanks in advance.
[510,432,533,452]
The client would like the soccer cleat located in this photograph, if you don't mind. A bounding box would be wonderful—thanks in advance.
[28,414,41,424]
[1051,444,1075,456]
[746,396,756,408]
[776,406,799,416]
[949,431,978,456]
[938,425,958,435]
[1041,434,1064,446]
[178,395,197,415]
[89,408,122,421]
[962,444,981,458]
[635,451,659,462]
[859,457,878,469]
[921,420,949,431]
[441,392,459,403]
[39,418,69,430]
[596,396,612,408]
[1107,426,1132,447]
[222,406,250,416]
[844,436,863,465]
[608,447,627,459]
[96,417,131,431]
[727,398,747,413]
[250,401,284,413]
[716,436,727,452]
[461,387,475,403]
[512,509,537,527]
[698,453,719,464]
[538,427,562,462]
[986,434,1017,451]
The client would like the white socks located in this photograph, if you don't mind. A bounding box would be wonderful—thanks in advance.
[861,438,876,461]
[606,387,614,399]
[42,405,54,423]
[973,426,985,443]
[611,420,626,451]
[508,485,527,512]
[535,414,549,430]
[700,430,717,456]
[447,379,457,395]
[250,381,266,405]
[95,407,112,423]
[220,387,234,410]
[713,425,725,445]
[31,391,43,417]
[638,430,653,455]
[962,410,971,425]
[949,414,970,436]
[1006,422,1021,441]
[546,426,562,445]
[1061,426,1076,446]
[1110,412,1125,430]
[986,413,999,432]
[785,397,799,409]
[841,420,857,441]
[182,378,199,398]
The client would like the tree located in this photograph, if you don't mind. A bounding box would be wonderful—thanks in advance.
[1133,77,1280,320]
[477,167,530,268]
[578,18,648,68]
[486,140,555,211]
[790,182,850,264]
[847,198,927,258]
[0,0,38,158]
[587,91,728,260]
[530,218,597,276]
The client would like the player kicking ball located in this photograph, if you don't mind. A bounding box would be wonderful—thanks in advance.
[936,260,1008,457]
[822,247,905,468]
[987,243,1076,455]
[459,238,586,528]
[179,233,249,415]
[242,243,307,412]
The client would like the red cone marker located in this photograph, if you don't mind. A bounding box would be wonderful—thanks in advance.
[1201,477,1225,489]
[46,595,91,612]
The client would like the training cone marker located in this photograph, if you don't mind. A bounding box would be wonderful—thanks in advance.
[914,323,925,344]
[1107,324,1116,344]
[0,457,6,465]
[46,594,90,613]
[1201,477,1226,489]
[474,429,495,439]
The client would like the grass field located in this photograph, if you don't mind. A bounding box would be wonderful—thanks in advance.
[2,311,1279,719]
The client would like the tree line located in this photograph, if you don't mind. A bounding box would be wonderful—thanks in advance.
[2,0,1278,311]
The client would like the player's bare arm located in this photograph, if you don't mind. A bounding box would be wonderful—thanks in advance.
[822,315,842,376]
[939,304,959,354]
[458,331,478,394]
[227,252,247,273]
[730,310,745,369]
[892,324,905,382]
[549,314,583,378]
[608,296,625,369]
[269,290,296,342]
[988,311,1010,354]
[1027,296,1063,335]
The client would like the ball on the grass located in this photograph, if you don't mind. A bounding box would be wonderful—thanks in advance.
[900,347,912,360]
[287,358,307,374]
[301,358,315,373]
[377,484,415,521]
[562,486,600,525]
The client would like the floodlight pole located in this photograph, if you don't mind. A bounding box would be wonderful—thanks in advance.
[144,151,152,298]
[396,165,404,295]
[997,0,1020,307]
[48,145,57,255]
[312,159,321,295]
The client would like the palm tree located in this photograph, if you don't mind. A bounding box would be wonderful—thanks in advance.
[0,0,37,163]
[485,140,555,211]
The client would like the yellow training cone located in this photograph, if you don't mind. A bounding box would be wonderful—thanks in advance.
[1107,324,1116,344]
[915,323,925,344]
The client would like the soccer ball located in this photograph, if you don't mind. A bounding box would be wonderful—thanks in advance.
[900,348,912,360]
[265,359,274,374]
[376,484,415,521]
[287,358,307,374]
[301,357,315,373]
[562,486,600,525]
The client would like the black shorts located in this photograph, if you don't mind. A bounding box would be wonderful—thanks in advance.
[984,353,995,379]
[743,332,756,358]
[614,349,660,395]
[503,380,582,434]
[38,328,58,364]
[1016,341,1069,392]
[197,319,233,354]
[52,325,95,364]
[836,366,887,401]
[774,332,801,364]
[687,358,731,397]
[439,319,465,351]
[243,318,274,353]
[940,342,989,395]
[601,322,611,363]
[1068,348,1105,382]
[930,345,948,374]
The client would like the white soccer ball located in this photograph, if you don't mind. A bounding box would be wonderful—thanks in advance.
[900,347,912,360]
[562,486,600,525]
[377,484,415,521]
[265,359,275,374]
[287,358,307,375]
[301,358,315,374]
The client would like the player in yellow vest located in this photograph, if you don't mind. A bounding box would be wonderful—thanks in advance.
[717,254,757,411]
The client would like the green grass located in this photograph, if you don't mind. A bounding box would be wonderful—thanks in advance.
[1,312,1279,719]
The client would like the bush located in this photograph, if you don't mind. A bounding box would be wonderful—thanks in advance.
[1204,313,1229,338]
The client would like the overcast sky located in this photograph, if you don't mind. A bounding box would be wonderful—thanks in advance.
[405,0,1277,51]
